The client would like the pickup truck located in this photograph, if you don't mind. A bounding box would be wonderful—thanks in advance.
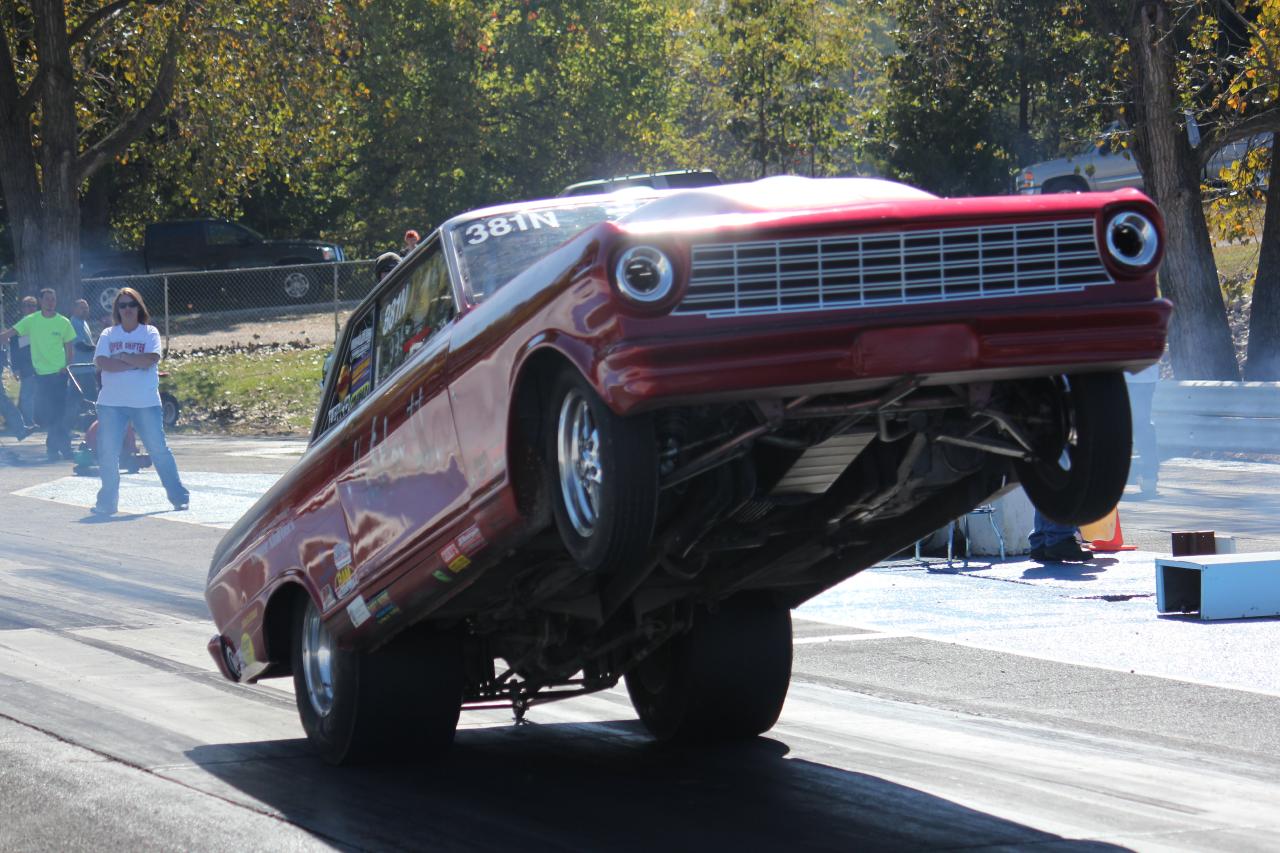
[82,219,346,314]
[1016,122,1270,195]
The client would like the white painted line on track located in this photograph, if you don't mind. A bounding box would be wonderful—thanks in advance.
[12,470,283,529]
[793,632,910,644]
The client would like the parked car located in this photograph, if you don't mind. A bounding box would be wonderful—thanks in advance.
[82,219,346,313]
[558,168,721,196]
[1016,121,1270,194]
[204,176,1170,764]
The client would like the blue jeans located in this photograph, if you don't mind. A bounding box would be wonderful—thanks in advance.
[18,375,35,425]
[95,405,188,513]
[34,372,70,457]
[1028,510,1077,549]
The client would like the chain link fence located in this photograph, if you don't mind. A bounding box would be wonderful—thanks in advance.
[2,260,376,354]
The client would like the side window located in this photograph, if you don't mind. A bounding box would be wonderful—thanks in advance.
[319,310,375,436]
[375,245,455,383]
[207,221,249,246]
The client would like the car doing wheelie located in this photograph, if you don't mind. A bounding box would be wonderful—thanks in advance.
[204,176,1169,763]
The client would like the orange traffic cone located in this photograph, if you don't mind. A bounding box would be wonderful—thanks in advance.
[1081,506,1136,552]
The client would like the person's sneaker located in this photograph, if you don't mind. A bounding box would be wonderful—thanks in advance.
[89,505,114,517]
[13,424,31,442]
[1029,545,1048,562]
[1042,539,1091,562]
[170,497,189,511]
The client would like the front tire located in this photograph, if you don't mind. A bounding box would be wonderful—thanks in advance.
[545,368,657,573]
[291,596,462,765]
[1014,371,1132,525]
[625,594,793,743]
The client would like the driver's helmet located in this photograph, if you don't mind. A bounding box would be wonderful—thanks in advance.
[374,252,402,282]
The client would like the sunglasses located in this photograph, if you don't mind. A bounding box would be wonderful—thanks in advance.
[117,301,140,309]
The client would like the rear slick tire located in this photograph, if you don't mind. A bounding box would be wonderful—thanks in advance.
[291,597,463,765]
[625,593,793,743]
[1013,371,1132,525]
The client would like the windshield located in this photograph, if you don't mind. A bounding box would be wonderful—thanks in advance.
[449,195,654,302]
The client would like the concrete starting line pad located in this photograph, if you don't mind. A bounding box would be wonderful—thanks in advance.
[12,470,283,528]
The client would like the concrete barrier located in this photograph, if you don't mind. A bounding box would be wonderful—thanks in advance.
[1153,381,1280,455]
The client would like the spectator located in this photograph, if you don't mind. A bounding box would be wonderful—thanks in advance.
[374,251,401,282]
[0,340,30,440]
[69,298,96,362]
[402,229,420,254]
[1028,510,1090,563]
[1126,361,1160,498]
[0,288,77,461]
[10,295,37,427]
[92,287,189,516]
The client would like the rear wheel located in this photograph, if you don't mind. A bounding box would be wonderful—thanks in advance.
[1013,371,1131,525]
[280,269,315,302]
[545,368,658,573]
[291,596,462,765]
[160,393,180,429]
[625,593,793,742]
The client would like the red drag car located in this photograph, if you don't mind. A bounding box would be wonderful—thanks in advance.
[205,176,1169,763]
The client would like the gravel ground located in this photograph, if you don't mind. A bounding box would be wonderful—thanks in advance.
[158,302,357,354]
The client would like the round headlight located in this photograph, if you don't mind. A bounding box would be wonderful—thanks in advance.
[1104,211,1159,269]
[614,246,675,304]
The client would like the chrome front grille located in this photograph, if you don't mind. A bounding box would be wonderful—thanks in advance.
[675,219,1111,317]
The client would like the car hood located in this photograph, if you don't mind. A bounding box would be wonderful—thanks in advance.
[622,176,935,222]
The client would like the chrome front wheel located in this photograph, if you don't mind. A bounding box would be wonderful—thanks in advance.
[544,368,657,573]
[300,601,336,718]
[557,389,603,538]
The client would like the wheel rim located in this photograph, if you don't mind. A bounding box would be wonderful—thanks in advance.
[283,271,311,299]
[97,286,120,314]
[557,389,602,538]
[163,400,177,426]
[301,603,336,717]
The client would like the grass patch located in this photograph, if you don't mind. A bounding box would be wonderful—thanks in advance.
[1213,241,1259,290]
[164,343,327,435]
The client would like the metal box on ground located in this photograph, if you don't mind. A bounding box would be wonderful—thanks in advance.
[1156,552,1280,620]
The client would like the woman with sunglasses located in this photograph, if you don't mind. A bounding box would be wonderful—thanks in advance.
[91,287,189,516]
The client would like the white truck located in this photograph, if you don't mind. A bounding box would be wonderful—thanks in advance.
[1016,121,1269,194]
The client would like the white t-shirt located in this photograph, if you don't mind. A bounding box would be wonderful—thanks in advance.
[94,324,163,408]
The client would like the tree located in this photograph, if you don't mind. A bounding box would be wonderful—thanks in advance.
[873,0,1117,197]
[688,0,859,180]
[0,1,358,304]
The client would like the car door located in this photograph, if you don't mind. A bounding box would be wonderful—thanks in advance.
[303,307,377,615]
[334,236,469,586]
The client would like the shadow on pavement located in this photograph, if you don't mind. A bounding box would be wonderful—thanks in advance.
[187,721,1129,851]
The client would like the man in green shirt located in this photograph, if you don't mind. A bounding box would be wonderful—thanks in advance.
[0,288,77,460]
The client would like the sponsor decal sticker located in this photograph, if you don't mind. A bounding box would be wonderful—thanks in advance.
[335,565,357,599]
[439,541,471,573]
[369,590,400,624]
[320,584,336,610]
[347,595,371,628]
[433,569,453,583]
[457,524,486,556]
[333,541,352,571]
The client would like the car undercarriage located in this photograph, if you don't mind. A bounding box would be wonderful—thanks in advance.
[443,369,1131,730]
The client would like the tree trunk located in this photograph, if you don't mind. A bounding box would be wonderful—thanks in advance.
[1125,0,1240,380]
[1244,150,1280,379]
[32,0,82,311]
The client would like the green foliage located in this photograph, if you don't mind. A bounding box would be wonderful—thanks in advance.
[870,0,1120,196]
[164,344,327,434]
[685,0,860,179]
